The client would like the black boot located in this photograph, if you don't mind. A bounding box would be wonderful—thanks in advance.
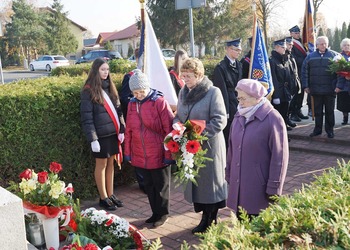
[208,209,218,226]
[342,114,348,125]
[192,211,209,234]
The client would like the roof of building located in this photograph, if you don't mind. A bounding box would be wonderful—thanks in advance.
[95,23,140,45]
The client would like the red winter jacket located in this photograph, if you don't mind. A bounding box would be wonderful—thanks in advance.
[124,89,174,169]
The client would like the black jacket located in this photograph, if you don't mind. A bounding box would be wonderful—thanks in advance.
[269,50,292,102]
[213,56,242,121]
[80,80,125,143]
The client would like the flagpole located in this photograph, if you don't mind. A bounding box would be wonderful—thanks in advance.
[139,0,145,72]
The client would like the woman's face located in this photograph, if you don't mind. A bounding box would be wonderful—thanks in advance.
[132,88,150,101]
[342,42,350,53]
[237,90,259,108]
[99,63,109,80]
[181,70,200,90]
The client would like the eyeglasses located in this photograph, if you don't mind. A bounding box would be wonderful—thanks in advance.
[237,96,247,101]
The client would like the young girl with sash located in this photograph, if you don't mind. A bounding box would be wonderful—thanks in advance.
[80,58,125,211]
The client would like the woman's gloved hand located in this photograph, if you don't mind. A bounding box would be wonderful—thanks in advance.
[91,140,101,152]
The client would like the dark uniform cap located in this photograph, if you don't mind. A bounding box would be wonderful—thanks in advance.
[273,38,286,47]
[285,36,294,44]
[289,25,300,33]
[225,38,242,49]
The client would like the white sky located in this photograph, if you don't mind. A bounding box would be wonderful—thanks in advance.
[31,0,350,37]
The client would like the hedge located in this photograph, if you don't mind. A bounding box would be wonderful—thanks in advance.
[0,73,134,198]
[0,58,221,199]
[186,160,350,249]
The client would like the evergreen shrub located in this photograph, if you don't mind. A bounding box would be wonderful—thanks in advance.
[0,75,135,199]
[188,160,350,249]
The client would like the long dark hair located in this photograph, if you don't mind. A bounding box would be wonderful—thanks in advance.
[83,58,120,105]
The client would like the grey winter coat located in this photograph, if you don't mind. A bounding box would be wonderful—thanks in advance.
[174,76,228,204]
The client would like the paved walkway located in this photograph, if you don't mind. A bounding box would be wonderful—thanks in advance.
[81,108,350,250]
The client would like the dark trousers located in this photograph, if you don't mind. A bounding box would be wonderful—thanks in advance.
[289,91,305,115]
[312,94,335,134]
[273,101,290,126]
[137,166,170,216]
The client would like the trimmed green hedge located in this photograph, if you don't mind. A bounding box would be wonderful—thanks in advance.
[0,58,220,198]
[0,74,133,198]
[188,160,350,249]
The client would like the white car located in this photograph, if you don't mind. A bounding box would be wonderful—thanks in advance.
[29,55,70,71]
[161,49,175,61]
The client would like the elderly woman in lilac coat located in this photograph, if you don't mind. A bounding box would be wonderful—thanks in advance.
[226,79,289,218]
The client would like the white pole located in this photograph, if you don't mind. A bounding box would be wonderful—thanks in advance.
[189,7,195,57]
[0,57,4,84]
[0,22,3,84]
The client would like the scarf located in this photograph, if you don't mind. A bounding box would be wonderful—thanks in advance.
[238,97,266,123]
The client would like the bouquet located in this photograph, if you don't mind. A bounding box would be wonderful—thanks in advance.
[164,120,212,185]
[328,54,350,78]
[8,162,73,217]
[73,207,146,250]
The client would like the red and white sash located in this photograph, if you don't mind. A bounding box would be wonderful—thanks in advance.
[170,69,185,88]
[293,39,307,56]
[102,90,123,167]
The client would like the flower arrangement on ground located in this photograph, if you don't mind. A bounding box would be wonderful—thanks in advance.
[61,200,148,250]
[164,120,211,185]
[329,54,350,78]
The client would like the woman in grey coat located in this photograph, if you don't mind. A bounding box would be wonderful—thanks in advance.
[226,79,289,219]
[174,58,227,234]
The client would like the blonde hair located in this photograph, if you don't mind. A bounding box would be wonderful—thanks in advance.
[180,58,204,78]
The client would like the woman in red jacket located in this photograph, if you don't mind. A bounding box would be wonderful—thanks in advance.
[124,69,175,228]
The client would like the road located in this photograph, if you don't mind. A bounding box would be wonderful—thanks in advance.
[1,70,49,84]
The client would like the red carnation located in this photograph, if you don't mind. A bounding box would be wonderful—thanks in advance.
[84,243,99,250]
[186,140,201,154]
[50,162,62,174]
[37,171,49,184]
[166,140,180,153]
[105,218,114,227]
[19,169,32,180]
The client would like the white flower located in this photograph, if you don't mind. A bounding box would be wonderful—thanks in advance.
[333,54,342,62]
[49,180,65,199]
[19,179,37,195]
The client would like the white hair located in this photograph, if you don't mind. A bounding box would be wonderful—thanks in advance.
[316,36,329,45]
[340,38,350,48]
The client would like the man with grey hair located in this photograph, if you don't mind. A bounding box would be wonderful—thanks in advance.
[301,36,338,138]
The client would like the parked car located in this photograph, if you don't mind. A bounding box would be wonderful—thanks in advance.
[75,50,122,64]
[29,55,70,71]
[127,49,175,62]
[161,49,175,61]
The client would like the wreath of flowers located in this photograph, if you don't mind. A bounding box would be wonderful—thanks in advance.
[329,54,350,78]
[164,120,212,185]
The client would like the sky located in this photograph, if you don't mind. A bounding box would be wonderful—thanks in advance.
[32,0,350,38]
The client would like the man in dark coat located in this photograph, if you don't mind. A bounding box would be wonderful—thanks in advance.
[285,36,301,128]
[240,37,252,79]
[301,36,338,138]
[289,25,309,121]
[269,38,293,131]
[213,38,242,148]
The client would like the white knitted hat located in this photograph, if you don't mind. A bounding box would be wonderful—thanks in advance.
[129,69,150,91]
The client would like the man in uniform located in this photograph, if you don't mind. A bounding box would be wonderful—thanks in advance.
[240,37,252,79]
[289,25,309,121]
[213,38,242,148]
